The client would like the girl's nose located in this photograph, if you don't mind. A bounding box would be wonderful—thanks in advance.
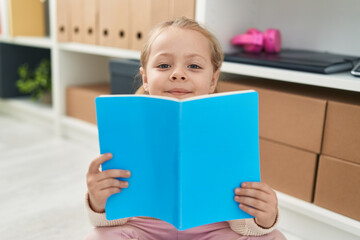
[171,75,186,80]
[170,69,187,81]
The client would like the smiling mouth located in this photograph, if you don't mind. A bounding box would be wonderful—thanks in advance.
[166,89,192,96]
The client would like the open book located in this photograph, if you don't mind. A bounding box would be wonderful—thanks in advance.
[95,90,261,230]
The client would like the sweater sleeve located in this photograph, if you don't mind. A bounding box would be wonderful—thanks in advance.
[227,212,279,236]
[85,192,130,227]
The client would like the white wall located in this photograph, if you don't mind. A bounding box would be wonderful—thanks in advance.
[201,0,360,56]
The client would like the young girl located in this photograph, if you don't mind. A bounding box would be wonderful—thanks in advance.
[85,17,286,240]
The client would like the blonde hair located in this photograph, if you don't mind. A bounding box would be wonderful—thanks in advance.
[135,17,223,95]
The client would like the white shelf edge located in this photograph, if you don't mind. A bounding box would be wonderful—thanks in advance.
[61,116,99,149]
[0,97,55,132]
[0,36,52,49]
[195,0,207,24]
[0,97,54,120]
[222,62,360,92]
[0,0,9,38]
[277,191,360,236]
[61,116,98,136]
[58,42,141,59]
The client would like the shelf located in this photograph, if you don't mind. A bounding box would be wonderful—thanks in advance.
[55,41,360,93]
[0,36,52,49]
[62,116,98,137]
[221,62,360,92]
[277,191,360,235]
[61,116,99,149]
[0,97,55,131]
[58,42,141,60]
[0,97,53,119]
[277,191,360,240]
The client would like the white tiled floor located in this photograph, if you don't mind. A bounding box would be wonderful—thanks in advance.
[0,112,300,240]
[0,113,97,240]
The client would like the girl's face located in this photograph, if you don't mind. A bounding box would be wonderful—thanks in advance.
[140,27,220,100]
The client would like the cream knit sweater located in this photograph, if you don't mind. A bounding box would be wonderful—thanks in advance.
[85,193,278,236]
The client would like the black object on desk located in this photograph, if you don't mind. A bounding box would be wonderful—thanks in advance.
[109,59,141,94]
[224,49,359,74]
[351,61,360,77]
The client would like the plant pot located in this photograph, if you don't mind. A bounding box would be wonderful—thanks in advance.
[41,92,52,105]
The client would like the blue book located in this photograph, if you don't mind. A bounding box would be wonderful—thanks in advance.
[95,90,261,230]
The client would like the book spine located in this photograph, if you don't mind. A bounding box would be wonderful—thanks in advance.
[177,102,182,229]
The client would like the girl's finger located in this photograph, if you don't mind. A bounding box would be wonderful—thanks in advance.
[235,196,267,212]
[97,178,129,190]
[235,188,270,202]
[98,169,131,181]
[100,187,122,197]
[241,182,274,195]
[238,203,261,218]
[88,153,113,174]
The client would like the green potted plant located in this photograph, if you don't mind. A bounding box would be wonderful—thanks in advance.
[16,59,52,104]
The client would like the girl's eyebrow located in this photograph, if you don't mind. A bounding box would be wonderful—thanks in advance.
[153,52,173,58]
[185,53,207,61]
[153,52,206,61]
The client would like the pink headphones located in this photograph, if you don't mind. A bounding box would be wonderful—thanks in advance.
[231,28,282,53]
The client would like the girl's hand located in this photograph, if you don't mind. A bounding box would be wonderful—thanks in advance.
[86,153,131,213]
[234,182,278,228]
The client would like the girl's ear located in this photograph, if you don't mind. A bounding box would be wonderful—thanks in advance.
[140,67,149,92]
[209,69,220,93]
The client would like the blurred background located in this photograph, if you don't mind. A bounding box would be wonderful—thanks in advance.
[0,0,359,239]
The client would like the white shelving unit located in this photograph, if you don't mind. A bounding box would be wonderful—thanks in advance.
[0,1,359,239]
[0,97,54,131]
[59,42,140,60]
[221,62,360,92]
[0,36,52,49]
[277,191,360,240]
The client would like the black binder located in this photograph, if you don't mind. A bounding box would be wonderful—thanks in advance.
[224,49,359,74]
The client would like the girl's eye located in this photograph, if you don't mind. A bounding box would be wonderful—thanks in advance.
[158,64,171,69]
[188,64,201,69]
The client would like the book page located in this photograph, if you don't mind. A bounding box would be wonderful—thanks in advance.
[96,96,180,226]
[179,91,260,230]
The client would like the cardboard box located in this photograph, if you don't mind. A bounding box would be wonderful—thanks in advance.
[83,0,99,45]
[70,0,84,42]
[322,101,360,164]
[259,138,318,202]
[217,80,327,153]
[66,83,110,124]
[171,0,196,19]
[150,0,172,28]
[129,0,196,50]
[314,155,360,221]
[57,0,70,42]
[8,0,46,37]
[113,0,131,49]
[130,0,151,50]
[99,0,130,48]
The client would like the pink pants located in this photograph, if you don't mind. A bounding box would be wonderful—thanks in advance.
[84,218,286,240]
